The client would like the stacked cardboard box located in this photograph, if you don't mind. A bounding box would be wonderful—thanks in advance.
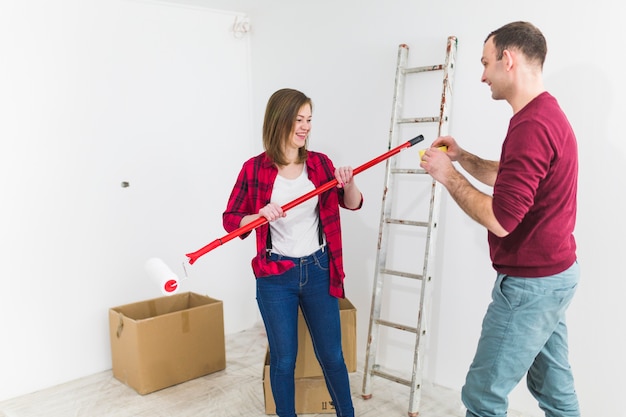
[263,298,357,414]
[109,292,226,395]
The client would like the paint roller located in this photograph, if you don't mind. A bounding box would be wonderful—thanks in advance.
[145,257,181,296]
[185,134,425,265]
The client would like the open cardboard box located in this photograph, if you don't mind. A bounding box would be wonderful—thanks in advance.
[263,350,336,414]
[109,292,225,394]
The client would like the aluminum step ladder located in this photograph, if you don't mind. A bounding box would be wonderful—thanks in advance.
[361,36,457,417]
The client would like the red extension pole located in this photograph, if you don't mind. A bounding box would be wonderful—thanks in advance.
[185,134,424,264]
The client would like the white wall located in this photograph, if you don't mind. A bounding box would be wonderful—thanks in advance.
[0,0,257,402]
[1,0,624,416]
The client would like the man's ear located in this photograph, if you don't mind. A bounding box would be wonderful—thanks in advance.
[502,49,514,71]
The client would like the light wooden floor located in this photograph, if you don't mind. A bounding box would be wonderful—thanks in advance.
[0,322,474,417]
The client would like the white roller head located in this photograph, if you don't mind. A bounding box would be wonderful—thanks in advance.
[145,257,179,296]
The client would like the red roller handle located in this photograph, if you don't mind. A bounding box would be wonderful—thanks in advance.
[185,134,424,264]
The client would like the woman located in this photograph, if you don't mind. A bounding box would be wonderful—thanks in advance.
[223,88,362,417]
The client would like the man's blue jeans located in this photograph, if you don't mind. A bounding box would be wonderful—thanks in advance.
[257,248,354,417]
[463,261,580,417]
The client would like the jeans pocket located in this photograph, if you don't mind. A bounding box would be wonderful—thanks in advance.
[498,275,526,310]
[314,251,330,271]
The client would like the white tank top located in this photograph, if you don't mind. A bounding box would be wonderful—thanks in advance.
[269,165,324,257]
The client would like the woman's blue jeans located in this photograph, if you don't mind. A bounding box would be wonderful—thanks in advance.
[462,261,580,417]
[257,248,354,417]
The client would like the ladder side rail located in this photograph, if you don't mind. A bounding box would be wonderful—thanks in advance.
[438,36,457,138]
[407,35,458,416]
[362,44,410,399]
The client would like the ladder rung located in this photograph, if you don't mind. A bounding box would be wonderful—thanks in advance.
[397,116,440,124]
[371,368,411,387]
[376,318,418,333]
[404,64,444,74]
[380,268,423,280]
[391,168,427,174]
[386,218,429,227]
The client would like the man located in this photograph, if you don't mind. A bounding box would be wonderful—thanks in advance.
[420,21,580,417]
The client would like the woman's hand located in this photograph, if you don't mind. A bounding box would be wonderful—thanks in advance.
[258,202,285,222]
[334,166,354,188]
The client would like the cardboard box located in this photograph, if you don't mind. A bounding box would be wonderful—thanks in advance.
[109,292,225,394]
[263,298,357,414]
[295,297,357,378]
[263,350,337,415]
